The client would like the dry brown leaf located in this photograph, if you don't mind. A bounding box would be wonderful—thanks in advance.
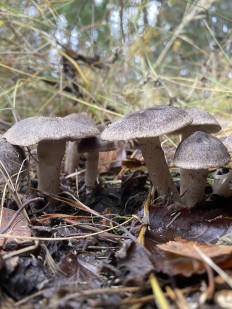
[0,208,31,247]
[148,238,232,277]
[157,239,232,260]
[148,203,232,244]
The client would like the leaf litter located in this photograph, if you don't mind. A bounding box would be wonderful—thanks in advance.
[1,154,232,308]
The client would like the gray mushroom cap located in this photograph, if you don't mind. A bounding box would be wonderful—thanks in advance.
[174,131,230,169]
[101,105,192,140]
[174,107,221,135]
[64,112,96,127]
[223,135,232,155]
[0,137,27,184]
[3,116,100,147]
[78,137,116,153]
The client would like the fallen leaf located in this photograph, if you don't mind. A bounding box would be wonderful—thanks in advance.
[148,204,232,244]
[59,252,101,289]
[158,239,232,260]
[145,236,232,276]
[0,208,31,247]
[101,240,154,286]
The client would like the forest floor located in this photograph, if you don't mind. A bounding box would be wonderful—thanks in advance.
[1,150,232,309]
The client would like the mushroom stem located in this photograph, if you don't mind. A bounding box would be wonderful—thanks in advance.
[212,170,232,196]
[65,141,80,174]
[138,137,181,203]
[85,152,99,190]
[180,168,208,207]
[37,140,66,194]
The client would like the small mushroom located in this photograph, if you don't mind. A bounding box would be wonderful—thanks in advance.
[173,108,222,202]
[174,131,230,207]
[0,136,27,184]
[212,134,232,196]
[64,113,96,174]
[101,105,192,204]
[3,117,99,195]
[78,136,116,190]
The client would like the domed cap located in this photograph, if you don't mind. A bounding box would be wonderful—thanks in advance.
[78,137,116,153]
[174,107,221,135]
[174,131,230,169]
[64,112,96,127]
[101,105,192,140]
[3,116,100,147]
[223,135,232,155]
[0,137,27,184]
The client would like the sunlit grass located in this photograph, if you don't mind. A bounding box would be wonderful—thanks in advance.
[0,0,231,131]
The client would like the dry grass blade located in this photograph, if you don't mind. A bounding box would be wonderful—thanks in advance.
[137,189,170,309]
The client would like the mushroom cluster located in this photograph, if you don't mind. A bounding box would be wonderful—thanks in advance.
[1,106,231,209]
[100,105,231,207]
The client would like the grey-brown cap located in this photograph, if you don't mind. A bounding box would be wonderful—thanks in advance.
[174,131,230,169]
[101,105,192,140]
[0,137,27,184]
[3,116,100,147]
[223,135,232,155]
[174,107,221,135]
[78,137,116,153]
[64,112,96,127]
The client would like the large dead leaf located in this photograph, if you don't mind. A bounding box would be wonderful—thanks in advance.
[148,203,232,244]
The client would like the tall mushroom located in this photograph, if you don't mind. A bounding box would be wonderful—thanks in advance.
[101,105,192,204]
[3,117,99,195]
[212,134,232,196]
[174,131,230,207]
[64,113,96,174]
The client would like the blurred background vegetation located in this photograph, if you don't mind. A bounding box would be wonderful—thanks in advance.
[0,0,232,127]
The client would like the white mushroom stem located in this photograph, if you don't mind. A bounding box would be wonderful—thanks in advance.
[64,141,80,174]
[212,170,232,197]
[37,140,66,194]
[84,152,99,191]
[180,168,208,208]
[138,137,181,203]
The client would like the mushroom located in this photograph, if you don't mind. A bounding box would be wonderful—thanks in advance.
[64,113,96,174]
[174,107,221,140]
[174,131,230,207]
[3,117,99,195]
[0,136,27,184]
[173,107,222,201]
[101,105,192,204]
[78,136,116,190]
[212,134,232,197]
